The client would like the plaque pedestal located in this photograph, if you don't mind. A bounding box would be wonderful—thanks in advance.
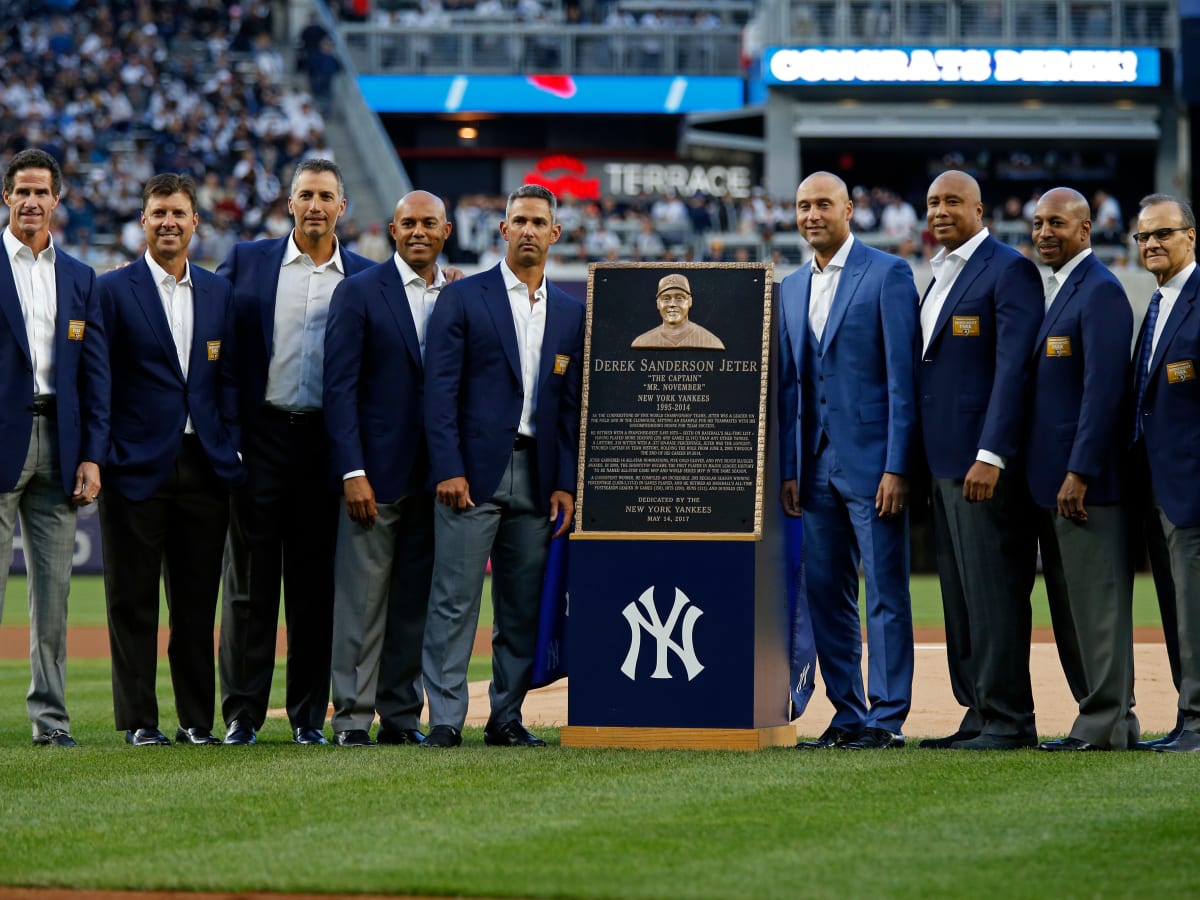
[561,538,792,751]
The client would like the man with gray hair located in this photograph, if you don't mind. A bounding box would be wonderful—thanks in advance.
[0,149,106,747]
[421,184,584,748]
[216,159,375,746]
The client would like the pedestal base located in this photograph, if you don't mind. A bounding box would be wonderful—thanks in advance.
[561,724,796,751]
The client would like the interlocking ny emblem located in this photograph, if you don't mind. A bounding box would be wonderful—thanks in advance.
[620,587,704,681]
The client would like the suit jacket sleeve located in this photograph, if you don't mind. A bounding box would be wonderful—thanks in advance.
[1069,277,1133,480]
[424,281,467,484]
[554,297,585,495]
[323,276,365,478]
[211,275,242,456]
[978,252,1043,460]
[776,279,799,482]
[881,256,919,476]
[78,264,110,466]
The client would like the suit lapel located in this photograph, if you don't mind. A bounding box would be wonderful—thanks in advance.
[782,268,812,370]
[928,237,993,348]
[482,266,522,383]
[821,242,866,350]
[380,264,423,368]
[259,237,288,357]
[187,269,212,381]
[1148,268,1200,379]
[0,247,32,366]
[1033,254,1090,356]
[131,258,185,383]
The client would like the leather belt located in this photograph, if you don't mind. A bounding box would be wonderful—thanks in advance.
[513,434,536,451]
[31,396,57,417]
[259,405,321,426]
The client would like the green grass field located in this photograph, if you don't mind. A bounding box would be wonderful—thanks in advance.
[0,571,1189,898]
[0,656,1197,898]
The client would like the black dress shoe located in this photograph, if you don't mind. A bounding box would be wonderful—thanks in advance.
[1039,736,1104,752]
[175,727,221,745]
[796,726,861,749]
[421,725,462,748]
[918,729,980,749]
[33,729,78,747]
[1136,725,1184,750]
[333,729,375,747]
[293,727,329,745]
[841,727,905,750]
[950,733,1038,750]
[125,727,171,746]
[484,720,546,747]
[377,728,426,745]
[223,720,257,745]
[1151,729,1200,753]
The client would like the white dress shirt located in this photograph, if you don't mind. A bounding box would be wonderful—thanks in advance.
[395,252,446,362]
[1151,260,1197,358]
[1044,247,1091,313]
[500,259,547,439]
[921,227,1006,468]
[144,250,195,433]
[265,234,345,411]
[4,227,57,397]
[808,233,854,342]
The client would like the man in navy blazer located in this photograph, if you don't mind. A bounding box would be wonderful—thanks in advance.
[421,184,584,748]
[323,190,459,747]
[216,159,374,746]
[918,170,1043,750]
[778,172,919,750]
[97,173,243,746]
[1023,188,1138,751]
[1128,194,1200,753]
[0,149,107,747]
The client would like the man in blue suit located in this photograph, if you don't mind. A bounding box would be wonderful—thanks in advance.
[1127,194,1200,753]
[324,190,459,747]
[0,149,107,747]
[918,170,1043,750]
[1023,187,1138,751]
[421,184,584,748]
[97,173,243,746]
[778,172,919,750]
[216,159,374,746]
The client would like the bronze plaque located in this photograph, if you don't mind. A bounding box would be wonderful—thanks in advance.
[576,262,772,539]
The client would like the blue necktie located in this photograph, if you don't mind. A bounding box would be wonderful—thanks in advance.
[1131,289,1162,444]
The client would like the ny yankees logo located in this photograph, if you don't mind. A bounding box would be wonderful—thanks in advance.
[620,587,704,681]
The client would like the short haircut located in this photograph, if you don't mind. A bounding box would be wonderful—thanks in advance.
[290,158,345,200]
[142,173,198,213]
[1139,193,1197,231]
[3,148,63,197]
[506,183,557,222]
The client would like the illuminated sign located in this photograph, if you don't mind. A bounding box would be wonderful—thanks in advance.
[505,157,754,199]
[525,156,603,200]
[762,47,1161,86]
[359,75,745,114]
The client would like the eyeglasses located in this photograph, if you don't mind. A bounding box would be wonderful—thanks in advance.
[1132,226,1192,244]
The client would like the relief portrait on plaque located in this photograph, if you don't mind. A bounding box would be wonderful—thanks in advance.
[630,273,726,350]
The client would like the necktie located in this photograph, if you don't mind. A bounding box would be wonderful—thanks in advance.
[1131,289,1162,444]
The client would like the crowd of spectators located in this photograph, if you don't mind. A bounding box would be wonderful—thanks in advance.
[1,0,339,269]
[446,182,1141,271]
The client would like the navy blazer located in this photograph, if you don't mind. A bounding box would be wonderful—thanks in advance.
[777,239,919,497]
[324,259,429,503]
[96,257,243,501]
[424,264,585,510]
[216,235,375,428]
[0,244,108,496]
[917,234,1043,478]
[1139,265,1200,527]
[1023,252,1132,508]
